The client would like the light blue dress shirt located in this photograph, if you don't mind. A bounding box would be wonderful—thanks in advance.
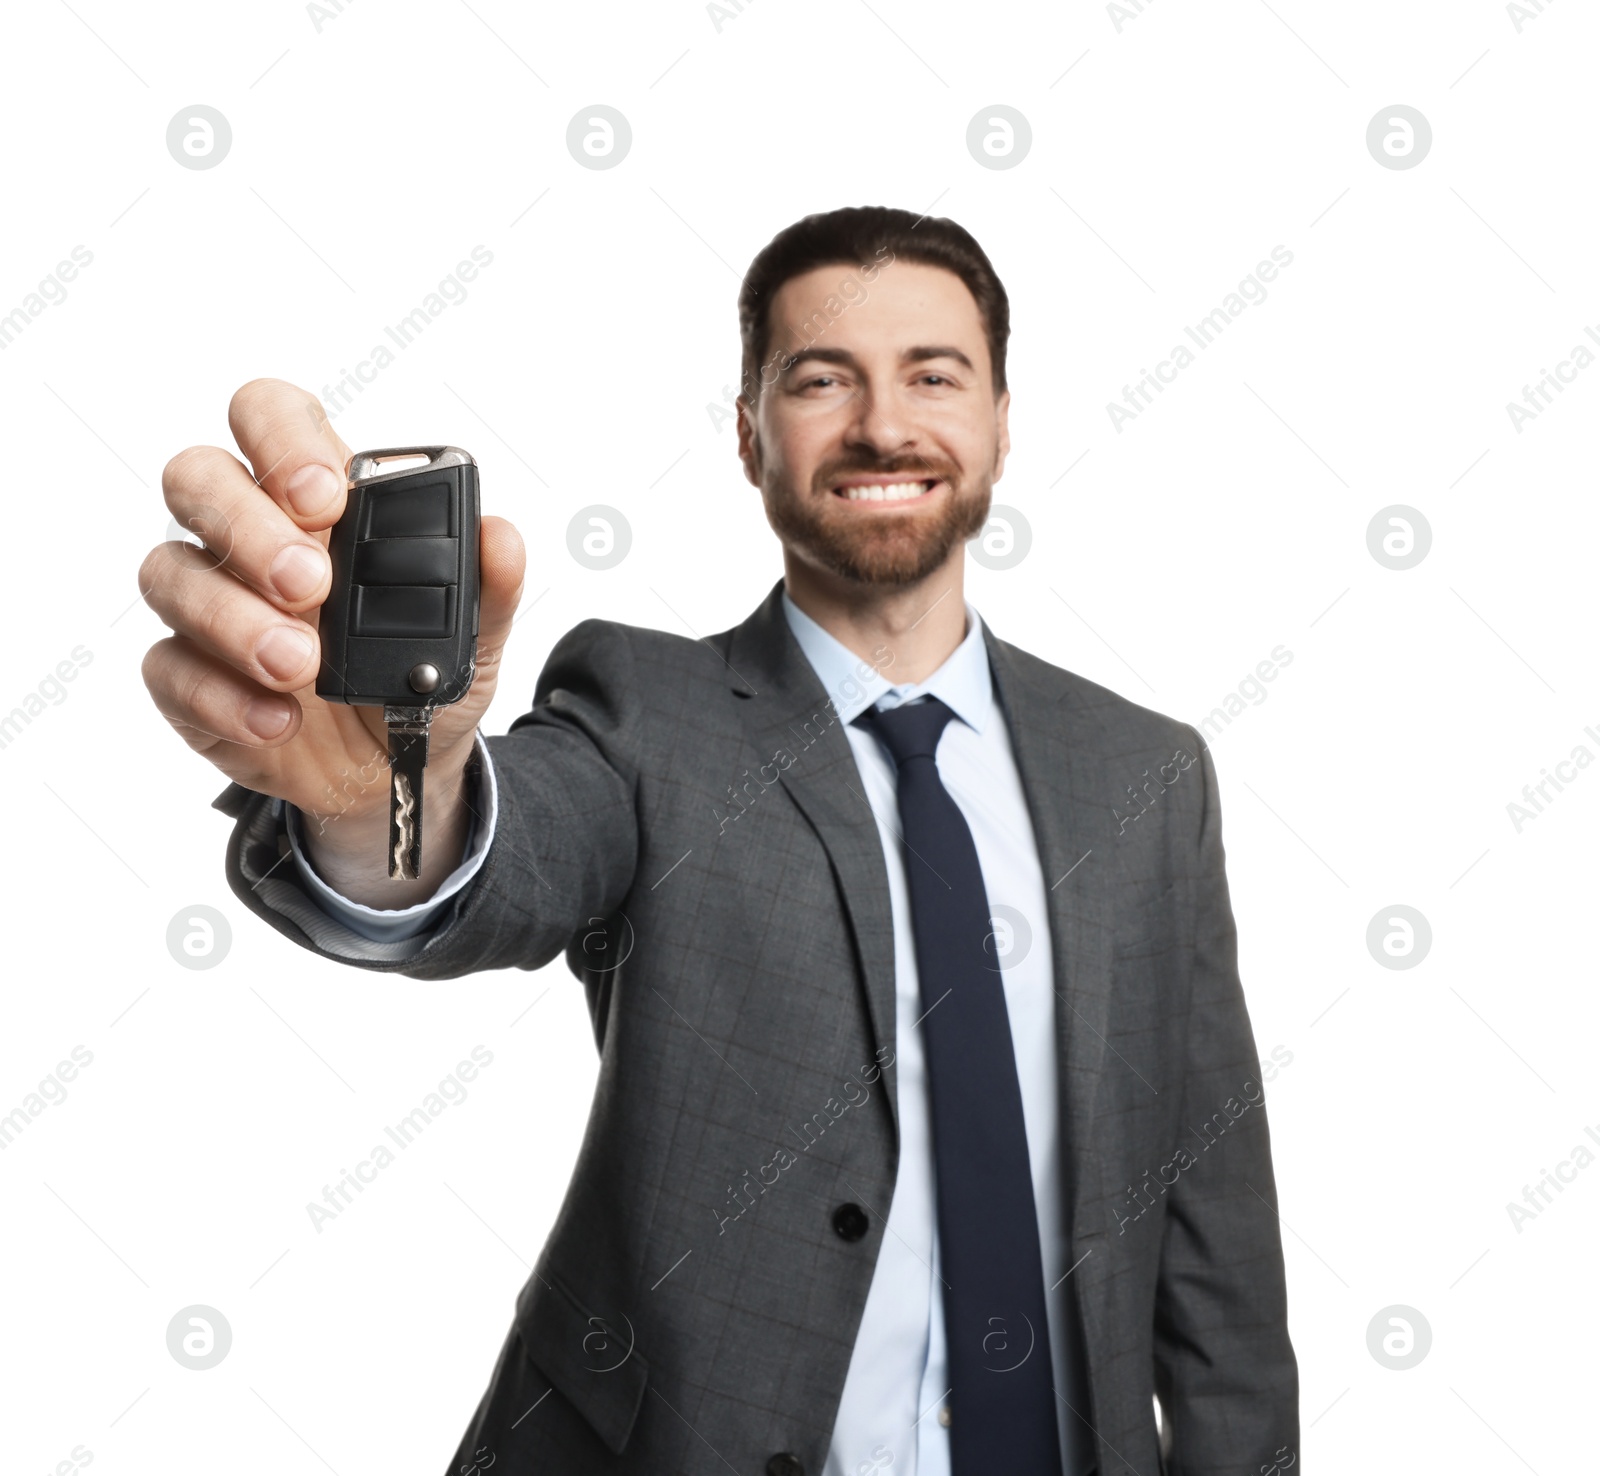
[287,594,1072,1475]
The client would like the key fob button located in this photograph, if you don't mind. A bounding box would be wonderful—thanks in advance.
[353,536,457,585]
[363,480,453,538]
[353,583,456,638]
[409,662,441,694]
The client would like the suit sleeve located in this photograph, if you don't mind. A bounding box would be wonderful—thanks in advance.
[1151,727,1299,1476]
[216,617,641,980]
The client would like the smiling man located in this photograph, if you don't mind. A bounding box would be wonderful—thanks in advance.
[143,204,1298,1475]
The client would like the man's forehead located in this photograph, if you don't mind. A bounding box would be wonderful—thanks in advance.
[770,260,985,341]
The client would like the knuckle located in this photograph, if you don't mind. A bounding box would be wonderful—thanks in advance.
[140,543,219,624]
[190,578,239,651]
[177,662,231,722]
[189,497,243,568]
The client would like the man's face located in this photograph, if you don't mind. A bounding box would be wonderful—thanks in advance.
[738,259,1010,588]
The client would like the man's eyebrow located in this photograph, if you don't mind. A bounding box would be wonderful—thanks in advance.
[902,345,975,371]
[780,344,976,373]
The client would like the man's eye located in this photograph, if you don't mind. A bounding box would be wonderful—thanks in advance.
[800,376,836,389]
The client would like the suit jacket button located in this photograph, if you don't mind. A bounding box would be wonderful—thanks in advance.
[831,1202,869,1241]
[766,1454,805,1476]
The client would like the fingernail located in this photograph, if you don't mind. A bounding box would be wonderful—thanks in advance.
[245,697,293,738]
[256,625,315,681]
[284,464,342,517]
[271,543,327,603]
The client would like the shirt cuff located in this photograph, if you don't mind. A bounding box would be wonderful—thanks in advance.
[281,731,499,943]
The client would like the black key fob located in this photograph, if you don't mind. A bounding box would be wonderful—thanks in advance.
[316,446,481,879]
[317,446,480,709]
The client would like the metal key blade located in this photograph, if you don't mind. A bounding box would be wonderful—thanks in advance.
[384,706,433,880]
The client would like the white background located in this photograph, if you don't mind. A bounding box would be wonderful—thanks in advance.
[3,0,1596,1470]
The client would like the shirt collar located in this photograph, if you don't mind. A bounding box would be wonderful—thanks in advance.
[780,586,994,735]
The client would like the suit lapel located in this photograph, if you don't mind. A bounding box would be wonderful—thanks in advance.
[720,580,901,1141]
[982,622,1115,1237]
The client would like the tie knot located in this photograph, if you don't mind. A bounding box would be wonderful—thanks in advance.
[856,695,955,767]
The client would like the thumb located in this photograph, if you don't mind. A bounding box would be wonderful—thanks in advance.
[476,514,526,661]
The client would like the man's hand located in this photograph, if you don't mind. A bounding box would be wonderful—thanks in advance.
[140,378,525,905]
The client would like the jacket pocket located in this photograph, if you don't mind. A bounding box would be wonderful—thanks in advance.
[514,1264,650,1455]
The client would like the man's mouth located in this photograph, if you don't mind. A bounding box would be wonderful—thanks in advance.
[830,477,941,503]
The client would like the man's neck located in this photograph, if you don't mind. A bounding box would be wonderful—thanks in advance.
[782,551,969,687]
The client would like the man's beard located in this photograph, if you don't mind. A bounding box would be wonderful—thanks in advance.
[761,463,994,588]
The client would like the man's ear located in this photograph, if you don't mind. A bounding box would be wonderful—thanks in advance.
[992,388,1011,481]
[736,396,761,488]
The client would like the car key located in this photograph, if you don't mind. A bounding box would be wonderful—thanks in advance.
[315,446,481,880]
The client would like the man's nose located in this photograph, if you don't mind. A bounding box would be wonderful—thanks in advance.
[843,381,911,455]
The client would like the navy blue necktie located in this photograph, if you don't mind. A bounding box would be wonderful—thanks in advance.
[856,696,1062,1473]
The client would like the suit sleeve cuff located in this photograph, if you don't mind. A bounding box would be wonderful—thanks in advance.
[281,730,499,943]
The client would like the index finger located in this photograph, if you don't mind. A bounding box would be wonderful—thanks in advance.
[227,378,354,532]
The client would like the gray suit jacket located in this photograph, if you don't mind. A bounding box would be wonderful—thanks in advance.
[216,576,1298,1476]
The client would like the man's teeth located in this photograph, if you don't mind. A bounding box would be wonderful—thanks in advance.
[838,480,933,501]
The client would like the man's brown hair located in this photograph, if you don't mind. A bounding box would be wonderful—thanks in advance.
[737,205,1011,402]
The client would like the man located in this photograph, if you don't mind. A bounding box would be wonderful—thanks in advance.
[140,205,1298,1475]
